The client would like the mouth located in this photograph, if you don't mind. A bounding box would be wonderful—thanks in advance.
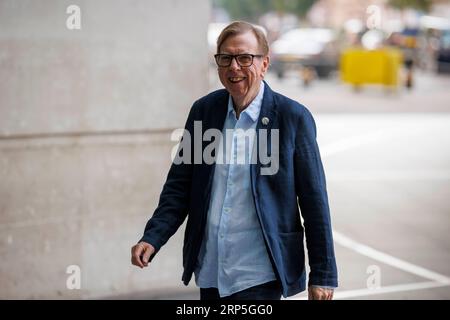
[228,77,246,84]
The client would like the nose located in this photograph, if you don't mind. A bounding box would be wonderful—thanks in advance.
[229,56,241,70]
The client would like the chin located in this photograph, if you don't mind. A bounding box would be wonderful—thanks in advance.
[229,89,246,99]
[227,84,247,94]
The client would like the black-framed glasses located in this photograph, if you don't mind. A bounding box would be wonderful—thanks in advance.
[214,53,263,67]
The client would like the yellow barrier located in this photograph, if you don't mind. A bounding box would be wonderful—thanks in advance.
[340,47,403,87]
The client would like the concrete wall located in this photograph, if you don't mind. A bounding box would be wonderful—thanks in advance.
[0,0,210,299]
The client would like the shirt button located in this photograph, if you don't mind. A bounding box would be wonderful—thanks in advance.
[220,234,224,238]
[224,208,231,213]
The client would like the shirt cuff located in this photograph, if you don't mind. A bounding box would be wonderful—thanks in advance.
[310,285,336,290]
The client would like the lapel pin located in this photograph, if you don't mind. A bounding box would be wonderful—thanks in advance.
[261,117,269,125]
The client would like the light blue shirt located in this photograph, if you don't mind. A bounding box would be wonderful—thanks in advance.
[194,82,277,297]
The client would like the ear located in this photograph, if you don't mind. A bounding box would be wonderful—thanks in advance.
[261,55,270,78]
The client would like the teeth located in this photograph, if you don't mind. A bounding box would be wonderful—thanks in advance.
[229,77,244,82]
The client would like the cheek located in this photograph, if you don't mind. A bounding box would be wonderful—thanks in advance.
[255,64,266,78]
[218,71,228,84]
[247,70,258,83]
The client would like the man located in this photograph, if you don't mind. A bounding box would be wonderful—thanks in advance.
[131,21,338,300]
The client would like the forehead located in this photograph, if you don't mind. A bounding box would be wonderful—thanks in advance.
[219,31,259,53]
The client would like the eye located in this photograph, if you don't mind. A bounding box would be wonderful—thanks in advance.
[238,55,252,64]
[219,55,232,64]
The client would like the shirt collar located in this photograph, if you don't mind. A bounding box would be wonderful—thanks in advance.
[227,82,264,122]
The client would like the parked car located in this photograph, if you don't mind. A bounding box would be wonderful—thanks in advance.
[437,29,450,74]
[270,28,340,78]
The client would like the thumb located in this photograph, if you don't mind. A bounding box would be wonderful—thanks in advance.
[141,244,155,265]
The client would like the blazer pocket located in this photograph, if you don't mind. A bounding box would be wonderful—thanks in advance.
[278,231,305,285]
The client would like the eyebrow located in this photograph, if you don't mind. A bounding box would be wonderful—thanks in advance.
[218,51,252,55]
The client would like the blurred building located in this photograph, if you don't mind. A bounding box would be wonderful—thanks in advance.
[431,0,450,19]
[308,0,388,29]
[308,0,450,31]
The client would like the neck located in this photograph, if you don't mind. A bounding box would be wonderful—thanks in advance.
[232,82,262,118]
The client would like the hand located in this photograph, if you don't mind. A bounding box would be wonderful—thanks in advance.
[308,286,334,300]
[131,241,155,268]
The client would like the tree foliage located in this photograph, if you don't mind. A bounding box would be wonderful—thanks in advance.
[388,0,432,11]
[212,0,317,22]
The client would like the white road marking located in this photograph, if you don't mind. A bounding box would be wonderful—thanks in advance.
[287,281,450,300]
[327,170,450,181]
[333,281,450,299]
[322,130,450,283]
[305,128,450,298]
[333,231,450,284]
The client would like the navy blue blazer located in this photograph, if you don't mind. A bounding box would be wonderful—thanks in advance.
[140,82,338,297]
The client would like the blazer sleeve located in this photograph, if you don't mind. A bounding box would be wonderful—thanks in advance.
[138,102,198,254]
[294,106,338,288]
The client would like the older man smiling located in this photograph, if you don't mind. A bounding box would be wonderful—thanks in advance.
[132,21,338,300]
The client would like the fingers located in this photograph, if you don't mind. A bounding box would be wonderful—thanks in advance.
[308,287,334,300]
[141,244,155,267]
[131,242,156,269]
[328,290,334,300]
[313,291,326,300]
[131,243,145,268]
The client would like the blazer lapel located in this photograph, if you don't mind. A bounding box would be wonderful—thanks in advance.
[251,81,278,188]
